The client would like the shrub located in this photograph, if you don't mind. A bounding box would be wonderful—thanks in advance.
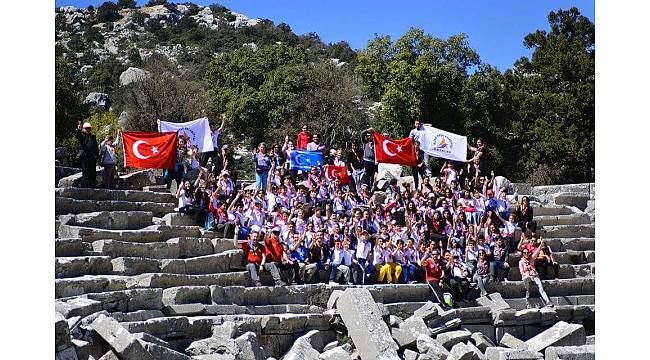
[96,1,122,23]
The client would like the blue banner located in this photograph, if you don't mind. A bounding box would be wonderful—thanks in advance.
[289,150,324,171]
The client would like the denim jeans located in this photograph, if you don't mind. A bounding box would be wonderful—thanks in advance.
[255,170,268,191]
[523,276,551,305]
[329,264,351,284]
[401,263,416,283]
[489,260,510,280]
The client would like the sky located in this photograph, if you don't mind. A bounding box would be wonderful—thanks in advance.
[54,0,595,71]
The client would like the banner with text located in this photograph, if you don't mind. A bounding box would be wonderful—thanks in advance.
[158,117,213,153]
[419,125,468,162]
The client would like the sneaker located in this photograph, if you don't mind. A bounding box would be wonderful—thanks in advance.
[545,303,555,308]
[329,281,337,285]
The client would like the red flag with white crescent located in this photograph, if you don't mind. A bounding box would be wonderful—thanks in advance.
[325,165,351,184]
[122,132,177,169]
[372,130,417,167]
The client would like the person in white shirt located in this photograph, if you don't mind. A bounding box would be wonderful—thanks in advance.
[377,241,402,284]
[244,201,265,230]
[306,134,326,153]
[408,120,432,176]
[202,114,226,166]
[329,239,352,284]
[351,229,373,284]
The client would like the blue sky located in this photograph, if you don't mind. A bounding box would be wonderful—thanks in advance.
[55,0,595,71]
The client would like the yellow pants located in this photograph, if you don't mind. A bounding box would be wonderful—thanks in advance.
[376,263,402,284]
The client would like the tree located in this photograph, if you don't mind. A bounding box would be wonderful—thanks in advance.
[508,7,595,183]
[96,1,122,23]
[55,57,89,143]
[117,0,137,9]
[146,0,168,6]
[115,54,208,131]
[87,56,127,93]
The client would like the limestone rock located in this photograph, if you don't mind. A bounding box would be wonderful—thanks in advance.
[84,92,110,110]
[391,317,430,347]
[499,333,528,350]
[471,332,495,353]
[55,312,72,351]
[447,342,479,360]
[524,321,585,352]
[120,67,150,86]
[117,169,157,190]
[319,346,352,360]
[436,329,472,349]
[185,336,238,356]
[336,288,399,359]
[416,334,449,360]
[234,331,265,360]
[90,314,153,360]
[544,345,595,360]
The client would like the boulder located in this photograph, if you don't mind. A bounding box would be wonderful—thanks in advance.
[55,312,72,351]
[185,336,238,356]
[336,288,399,359]
[283,332,320,360]
[319,346,352,360]
[120,67,150,86]
[90,314,153,360]
[499,333,528,350]
[327,289,344,310]
[58,166,104,188]
[524,321,585,352]
[403,349,418,360]
[84,92,110,110]
[471,332,495,352]
[410,301,439,322]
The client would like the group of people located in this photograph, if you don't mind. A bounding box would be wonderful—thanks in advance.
[74,117,558,308]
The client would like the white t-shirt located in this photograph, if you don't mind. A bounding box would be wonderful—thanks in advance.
[443,168,458,185]
[178,189,192,208]
[211,129,221,149]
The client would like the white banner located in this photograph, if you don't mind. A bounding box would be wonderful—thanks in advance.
[419,125,468,162]
[159,117,214,153]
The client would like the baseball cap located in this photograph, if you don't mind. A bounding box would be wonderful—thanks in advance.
[83,122,92,128]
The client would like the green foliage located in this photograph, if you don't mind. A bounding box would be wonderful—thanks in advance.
[205,43,370,149]
[89,111,120,139]
[56,57,89,143]
[87,56,127,93]
[83,26,105,45]
[146,0,167,6]
[131,10,148,26]
[96,2,122,23]
[127,47,143,67]
[117,0,137,9]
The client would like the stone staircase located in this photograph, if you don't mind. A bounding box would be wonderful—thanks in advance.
[54,182,595,360]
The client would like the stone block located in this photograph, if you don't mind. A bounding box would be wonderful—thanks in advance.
[140,340,191,360]
[172,237,215,258]
[411,301,439,321]
[116,169,157,190]
[391,316,430,347]
[85,288,163,312]
[319,346,352,360]
[524,321,585,352]
[585,335,594,345]
[110,310,164,323]
[327,289,344,310]
[283,330,321,360]
[56,312,72,351]
[499,333,528,350]
[235,331,265,360]
[56,238,85,257]
[162,286,211,306]
[403,349,418,360]
[466,342,486,360]
[448,342,480,360]
[436,329,472,349]
[336,288,400,359]
[416,334,449,360]
[471,332,496,352]
[97,350,119,360]
[185,336,238,356]
[55,256,113,278]
[90,314,154,360]
[111,257,160,275]
[544,345,594,360]
[56,298,103,319]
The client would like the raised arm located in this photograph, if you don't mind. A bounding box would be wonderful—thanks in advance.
[217,114,226,132]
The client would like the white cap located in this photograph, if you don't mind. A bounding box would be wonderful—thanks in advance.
[250,225,261,233]
[83,122,92,128]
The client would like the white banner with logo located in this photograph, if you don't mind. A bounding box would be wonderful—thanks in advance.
[419,125,468,162]
[158,117,214,153]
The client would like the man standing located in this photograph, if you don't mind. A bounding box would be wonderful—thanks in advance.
[99,132,120,189]
[346,142,364,191]
[361,129,377,191]
[296,125,311,150]
[75,121,99,188]
[411,140,426,190]
[409,120,431,176]
[202,114,226,166]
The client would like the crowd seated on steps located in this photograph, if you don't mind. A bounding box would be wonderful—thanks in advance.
[77,118,559,309]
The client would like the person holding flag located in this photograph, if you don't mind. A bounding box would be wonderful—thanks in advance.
[75,121,99,188]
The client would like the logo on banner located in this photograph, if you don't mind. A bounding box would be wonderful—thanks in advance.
[431,134,454,155]
[177,127,197,146]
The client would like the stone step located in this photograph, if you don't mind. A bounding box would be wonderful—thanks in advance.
[162,213,202,227]
[507,250,595,266]
[544,238,595,252]
[532,183,593,198]
[55,238,88,257]
[524,206,575,217]
[533,213,592,226]
[55,272,251,298]
[505,295,594,309]
[56,187,175,204]
[505,264,577,281]
[59,211,154,230]
[161,303,323,317]
[142,185,172,193]
[56,197,175,217]
[540,224,595,238]
[58,224,202,243]
[88,238,237,259]
[119,314,332,341]
[55,251,244,278]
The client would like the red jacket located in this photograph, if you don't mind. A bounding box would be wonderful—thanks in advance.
[264,236,284,263]
[296,131,311,150]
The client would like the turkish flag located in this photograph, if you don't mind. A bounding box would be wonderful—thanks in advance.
[372,131,417,167]
[122,132,177,169]
[325,165,351,184]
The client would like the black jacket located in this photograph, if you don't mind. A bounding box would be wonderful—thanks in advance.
[75,129,99,160]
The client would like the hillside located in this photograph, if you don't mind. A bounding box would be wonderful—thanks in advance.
[55,2,594,185]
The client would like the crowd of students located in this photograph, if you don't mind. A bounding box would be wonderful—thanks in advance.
[76,117,557,308]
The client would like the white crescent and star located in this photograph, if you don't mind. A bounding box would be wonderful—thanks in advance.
[132,140,152,160]
[382,140,403,157]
